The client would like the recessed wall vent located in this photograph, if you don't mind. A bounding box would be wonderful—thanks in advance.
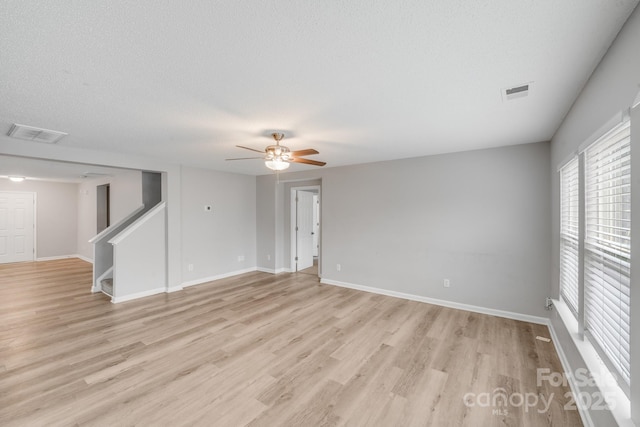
[7,123,68,144]
[502,82,532,102]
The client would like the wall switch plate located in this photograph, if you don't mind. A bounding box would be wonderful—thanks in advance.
[237,255,245,262]
[188,263,194,272]
[267,254,271,261]
[336,264,341,272]
[443,279,450,288]
[204,205,212,212]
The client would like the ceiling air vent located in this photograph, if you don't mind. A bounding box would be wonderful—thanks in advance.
[502,82,532,102]
[7,123,68,144]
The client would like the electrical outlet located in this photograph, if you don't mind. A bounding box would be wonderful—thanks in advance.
[237,255,245,262]
[443,279,450,288]
[267,254,271,261]
[188,263,194,272]
[336,263,341,272]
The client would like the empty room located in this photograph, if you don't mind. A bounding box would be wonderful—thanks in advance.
[1,1,640,426]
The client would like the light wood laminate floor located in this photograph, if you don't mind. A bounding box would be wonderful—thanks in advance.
[0,259,582,426]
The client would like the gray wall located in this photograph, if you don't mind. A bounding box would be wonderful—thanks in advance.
[257,141,551,317]
[549,5,640,426]
[142,171,162,208]
[180,166,256,284]
[77,170,143,260]
[0,179,78,259]
[256,176,277,272]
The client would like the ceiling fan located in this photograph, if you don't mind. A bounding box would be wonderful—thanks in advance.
[226,132,326,171]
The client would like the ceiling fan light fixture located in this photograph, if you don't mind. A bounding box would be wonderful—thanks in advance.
[265,158,290,171]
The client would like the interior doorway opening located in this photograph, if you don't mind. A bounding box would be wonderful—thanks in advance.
[96,184,110,234]
[290,185,321,277]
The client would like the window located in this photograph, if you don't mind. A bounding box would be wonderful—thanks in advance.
[560,157,580,314]
[583,121,631,389]
[558,120,631,394]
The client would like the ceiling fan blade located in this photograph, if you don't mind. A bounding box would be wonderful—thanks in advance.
[225,157,264,161]
[236,145,265,153]
[290,148,319,156]
[290,157,326,166]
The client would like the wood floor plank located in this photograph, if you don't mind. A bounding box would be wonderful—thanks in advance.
[0,259,582,426]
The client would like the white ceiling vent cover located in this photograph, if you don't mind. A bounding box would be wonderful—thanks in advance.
[7,123,68,143]
[502,82,533,102]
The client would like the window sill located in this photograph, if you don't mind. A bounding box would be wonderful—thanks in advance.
[553,299,633,426]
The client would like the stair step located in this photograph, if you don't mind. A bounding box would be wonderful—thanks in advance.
[101,278,113,296]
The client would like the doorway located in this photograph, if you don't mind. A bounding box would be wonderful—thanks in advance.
[96,184,110,233]
[0,191,35,264]
[290,185,320,276]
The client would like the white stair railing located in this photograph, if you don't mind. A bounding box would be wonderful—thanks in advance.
[108,202,167,303]
[89,205,146,292]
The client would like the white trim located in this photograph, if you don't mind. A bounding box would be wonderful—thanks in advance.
[111,287,166,303]
[546,312,594,427]
[166,286,183,293]
[36,254,84,262]
[76,254,93,264]
[290,185,321,273]
[89,204,145,243]
[320,278,548,325]
[36,254,93,263]
[551,299,633,427]
[633,90,640,109]
[256,267,290,274]
[109,202,166,245]
[0,191,36,263]
[577,111,624,153]
[557,152,579,173]
[181,267,258,288]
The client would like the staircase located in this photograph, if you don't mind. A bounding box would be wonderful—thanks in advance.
[101,278,113,296]
[90,171,166,303]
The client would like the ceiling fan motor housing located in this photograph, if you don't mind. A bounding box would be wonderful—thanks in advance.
[265,144,291,160]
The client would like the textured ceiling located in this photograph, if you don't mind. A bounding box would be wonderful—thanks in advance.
[0,155,133,183]
[0,0,638,177]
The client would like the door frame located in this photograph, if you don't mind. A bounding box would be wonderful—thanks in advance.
[0,191,37,262]
[289,185,321,274]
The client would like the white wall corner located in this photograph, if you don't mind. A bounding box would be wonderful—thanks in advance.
[76,254,94,264]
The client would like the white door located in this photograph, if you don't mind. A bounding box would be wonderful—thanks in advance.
[296,190,314,271]
[0,192,35,263]
[312,194,319,257]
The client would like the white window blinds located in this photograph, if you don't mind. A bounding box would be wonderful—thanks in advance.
[584,120,631,387]
[560,157,580,315]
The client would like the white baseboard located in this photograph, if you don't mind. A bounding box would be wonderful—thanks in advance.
[36,254,93,263]
[181,267,258,288]
[111,287,166,304]
[166,286,183,293]
[256,267,290,274]
[320,278,548,325]
[76,254,93,264]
